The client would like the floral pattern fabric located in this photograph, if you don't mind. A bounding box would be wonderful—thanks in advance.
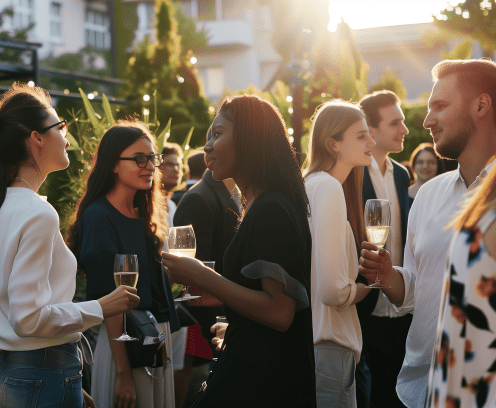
[427,206,496,408]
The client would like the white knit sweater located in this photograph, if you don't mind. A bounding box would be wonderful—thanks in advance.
[0,187,103,351]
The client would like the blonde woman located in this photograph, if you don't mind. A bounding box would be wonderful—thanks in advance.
[304,100,375,407]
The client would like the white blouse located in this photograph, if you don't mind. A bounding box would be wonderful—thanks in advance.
[0,188,103,351]
[305,172,362,362]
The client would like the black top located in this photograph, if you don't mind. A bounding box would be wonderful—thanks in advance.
[79,197,180,332]
[195,191,316,408]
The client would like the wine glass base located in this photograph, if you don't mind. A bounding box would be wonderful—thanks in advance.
[174,295,202,302]
[367,283,392,289]
[111,334,139,341]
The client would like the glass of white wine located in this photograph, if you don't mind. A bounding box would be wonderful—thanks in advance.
[111,254,139,341]
[167,226,201,302]
[364,199,391,289]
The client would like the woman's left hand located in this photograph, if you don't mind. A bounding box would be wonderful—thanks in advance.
[82,389,96,408]
[161,252,207,287]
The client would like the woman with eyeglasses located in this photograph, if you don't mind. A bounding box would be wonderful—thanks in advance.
[0,83,140,408]
[67,120,180,408]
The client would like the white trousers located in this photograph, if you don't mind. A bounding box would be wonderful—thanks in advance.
[91,321,175,408]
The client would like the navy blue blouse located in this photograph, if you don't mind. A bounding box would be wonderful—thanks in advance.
[79,197,180,332]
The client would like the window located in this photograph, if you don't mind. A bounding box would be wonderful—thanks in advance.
[50,2,62,39]
[85,9,111,49]
[145,3,155,28]
[13,0,34,30]
[201,67,225,97]
[222,0,245,20]
[198,0,216,21]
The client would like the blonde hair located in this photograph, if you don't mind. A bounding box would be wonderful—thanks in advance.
[304,100,366,254]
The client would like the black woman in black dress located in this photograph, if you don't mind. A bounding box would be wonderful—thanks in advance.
[162,94,316,408]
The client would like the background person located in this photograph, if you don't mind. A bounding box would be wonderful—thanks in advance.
[0,83,139,408]
[171,150,206,205]
[67,121,180,408]
[162,94,316,407]
[408,143,443,199]
[304,100,374,407]
[161,142,184,226]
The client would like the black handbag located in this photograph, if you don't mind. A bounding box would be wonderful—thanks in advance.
[125,310,168,375]
[188,337,227,407]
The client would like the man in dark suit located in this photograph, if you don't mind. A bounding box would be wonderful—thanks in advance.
[357,90,412,408]
[171,150,207,206]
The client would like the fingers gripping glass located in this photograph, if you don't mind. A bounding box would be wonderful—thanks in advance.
[112,254,140,341]
[118,154,164,168]
[364,199,392,289]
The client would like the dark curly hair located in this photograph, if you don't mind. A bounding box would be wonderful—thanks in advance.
[217,94,310,219]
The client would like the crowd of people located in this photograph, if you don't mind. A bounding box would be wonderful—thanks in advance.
[0,57,495,408]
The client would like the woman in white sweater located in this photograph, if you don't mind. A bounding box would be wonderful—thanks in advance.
[304,100,375,408]
[0,83,140,408]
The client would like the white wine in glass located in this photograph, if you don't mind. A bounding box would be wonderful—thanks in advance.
[167,226,201,301]
[111,254,139,341]
[364,199,391,289]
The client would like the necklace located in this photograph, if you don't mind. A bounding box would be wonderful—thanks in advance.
[15,176,34,190]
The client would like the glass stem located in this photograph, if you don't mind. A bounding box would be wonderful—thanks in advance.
[123,313,127,335]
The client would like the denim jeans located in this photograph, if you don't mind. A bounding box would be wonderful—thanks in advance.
[0,342,83,408]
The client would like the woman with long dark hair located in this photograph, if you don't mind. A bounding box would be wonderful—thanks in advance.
[67,120,180,408]
[0,83,139,408]
[304,100,375,407]
[162,94,316,407]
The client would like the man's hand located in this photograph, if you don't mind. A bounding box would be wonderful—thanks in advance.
[358,242,394,285]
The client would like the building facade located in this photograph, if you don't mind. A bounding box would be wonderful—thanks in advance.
[0,0,110,59]
[0,0,486,102]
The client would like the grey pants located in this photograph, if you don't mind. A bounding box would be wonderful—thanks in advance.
[314,340,357,408]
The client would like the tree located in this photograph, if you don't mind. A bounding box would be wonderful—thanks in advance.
[369,68,407,100]
[122,0,211,147]
[434,0,496,58]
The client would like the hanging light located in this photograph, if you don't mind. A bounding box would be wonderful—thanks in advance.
[143,94,150,102]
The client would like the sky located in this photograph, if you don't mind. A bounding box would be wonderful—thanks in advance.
[327,0,467,31]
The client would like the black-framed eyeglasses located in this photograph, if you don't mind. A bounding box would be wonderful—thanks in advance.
[38,119,67,133]
[118,154,164,168]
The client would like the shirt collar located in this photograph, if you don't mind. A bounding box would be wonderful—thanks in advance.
[370,155,394,175]
[456,157,496,186]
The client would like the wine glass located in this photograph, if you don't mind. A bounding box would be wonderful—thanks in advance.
[111,254,139,341]
[174,261,213,302]
[364,199,392,289]
[168,226,197,299]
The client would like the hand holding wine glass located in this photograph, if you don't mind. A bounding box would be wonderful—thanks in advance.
[111,254,140,341]
[166,226,202,302]
[364,199,392,289]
